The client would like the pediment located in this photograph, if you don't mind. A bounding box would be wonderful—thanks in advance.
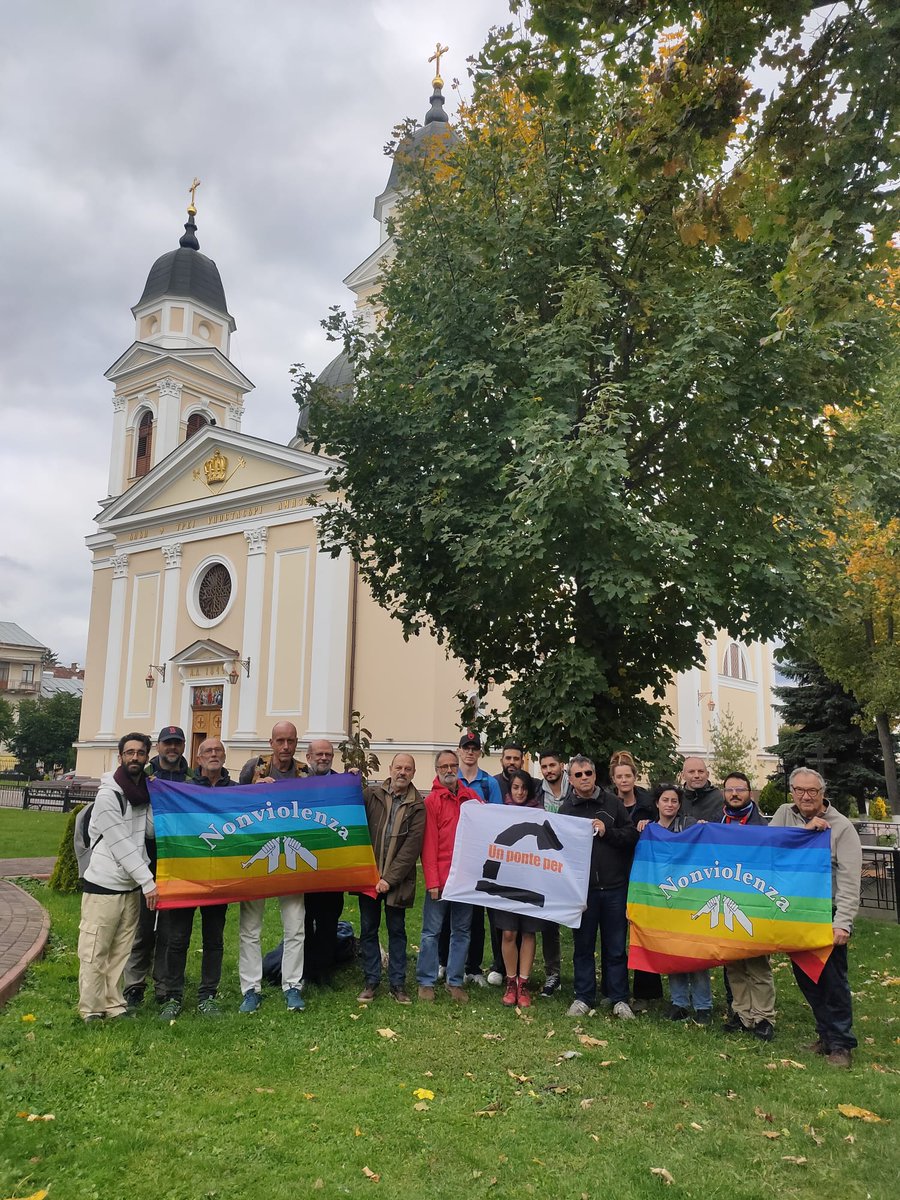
[343,238,394,293]
[97,426,333,528]
[105,341,253,393]
[170,639,239,666]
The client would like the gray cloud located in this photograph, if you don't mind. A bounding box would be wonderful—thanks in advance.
[0,0,514,663]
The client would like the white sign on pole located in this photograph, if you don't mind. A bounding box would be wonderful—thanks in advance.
[442,804,593,928]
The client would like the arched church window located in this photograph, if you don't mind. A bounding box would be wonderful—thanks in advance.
[186,411,211,440]
[135,411,153,477]
[197,563,232,620]
[722,642,749,680]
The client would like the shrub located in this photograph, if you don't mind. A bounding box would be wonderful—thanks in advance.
[869,796,891,822]
[48,805,84,894]
[758,778,786,815]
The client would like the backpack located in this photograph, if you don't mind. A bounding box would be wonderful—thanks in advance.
[73,792,126,882]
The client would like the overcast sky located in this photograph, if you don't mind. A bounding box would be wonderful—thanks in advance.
[0,0,516,665]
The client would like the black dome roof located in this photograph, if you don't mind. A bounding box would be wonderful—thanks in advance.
[382,81,458,195]
[296,350,355,439]
[135,215,233,324]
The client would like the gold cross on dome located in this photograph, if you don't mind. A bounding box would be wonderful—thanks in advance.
[188,177,201,214]
[428,42,449,84]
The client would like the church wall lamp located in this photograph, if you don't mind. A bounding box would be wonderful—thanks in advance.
[145,663,167,689]
[227,657,251,686]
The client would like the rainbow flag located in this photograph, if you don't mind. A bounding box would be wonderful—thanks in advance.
[149,774,379,909]
[627,823,834,982]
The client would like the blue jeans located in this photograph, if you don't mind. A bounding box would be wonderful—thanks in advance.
[358,893,408,990]
[792,942,857,1051]
[669,969,712,1011]
[572,885,628,1006]
[417,894,472,988]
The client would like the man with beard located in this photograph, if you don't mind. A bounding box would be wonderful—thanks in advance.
[681,757,725,823]
[417,749,483,1003]
[78,733,158,1021]
[492,742,525,800]
[122,724,187,1010]
[534,750,570,995]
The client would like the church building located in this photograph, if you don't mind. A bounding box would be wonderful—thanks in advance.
[75,74,782,782]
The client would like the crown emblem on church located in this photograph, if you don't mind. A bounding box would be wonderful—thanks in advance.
[204,449,228,484]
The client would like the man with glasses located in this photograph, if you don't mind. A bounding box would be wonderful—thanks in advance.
[559,755,638,1019]
[719,772,776,1042]
[771,768,863,1067]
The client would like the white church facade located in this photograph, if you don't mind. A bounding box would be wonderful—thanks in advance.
[75,79,782,782]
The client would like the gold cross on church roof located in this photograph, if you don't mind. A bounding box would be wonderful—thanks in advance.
[429,42,449,86]
[187,177,201,215]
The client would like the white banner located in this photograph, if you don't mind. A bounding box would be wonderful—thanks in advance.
[441,804,593,928]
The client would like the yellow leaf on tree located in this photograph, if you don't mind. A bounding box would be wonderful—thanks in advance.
[733,214,753,241]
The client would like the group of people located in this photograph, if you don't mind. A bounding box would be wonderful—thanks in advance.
[75,724,863,1067]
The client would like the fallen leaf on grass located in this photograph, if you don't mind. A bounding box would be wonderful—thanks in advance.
[544,1085,569,1095]
[650,1168,674,1185]
[762,1131,782,1140]
[482,1033,504,1042]
[598,1060,616,1068]
[532,1158,545,1166]
[589,1133,600,1143]
[837,1104,886,1123]
[255,1087,275,1094]
[303,1093,316,1101]
[844,1134,855,1144]
[413,1102,429,1112]
[779,1059,806,1069]
[580,1099,595,1110]
[726,1091,738,1101]
[690,1122,703,1132]
[474,1102,503,1118]
[308,1044,319,1053]
[313,1180,324,1190]
[865,1037,875,1044]
[413,1088,434,1101]
[578,1035,607,1048]
[545,1029,556,1039]
[362,1166,380,1182]
[764,1063,779,1070]
[377,1028,398,1040]
[754,1107,774,1123]
[804,1125,824,1146]
[464,1072,476,1080]
[354,1126,363,1137]
[507,1070,531,1083]
[1,1191,48,1200]
[424,1071,434,1078]
[883,977,900,985]
[349,1013,361,1020]
[643,1101,656,1109]
[20,1014,36,1023]
[16,1114,54,1122]
[556,1050,582,1061]
[24,1032,35,1043]
[782,1157,808,1165]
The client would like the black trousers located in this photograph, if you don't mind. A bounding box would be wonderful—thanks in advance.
[303,891,344,982]
[792,942,857,1051]
[162,904,229,1002]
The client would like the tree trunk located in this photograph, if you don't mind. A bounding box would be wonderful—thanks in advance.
[874,712,899,811]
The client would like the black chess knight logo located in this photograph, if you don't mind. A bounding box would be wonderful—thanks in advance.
[476,820,564,908]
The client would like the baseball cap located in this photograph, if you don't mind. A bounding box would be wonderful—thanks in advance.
[458,730,482,750]
[159,725,186,743]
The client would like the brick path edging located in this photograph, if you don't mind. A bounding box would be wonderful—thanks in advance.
[0,880,51,1008]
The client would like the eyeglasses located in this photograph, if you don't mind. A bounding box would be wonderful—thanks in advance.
[724,787,750,795]
[571,770,594,778]
[791,786,823,797]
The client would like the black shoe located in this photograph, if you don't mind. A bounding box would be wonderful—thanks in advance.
[668,1004,690,1021]
[752,1019,775,1043]
[541,973,561,998]
[693,1010,712,1026]
[722,1012,746,1033]
[124,988,144,1011]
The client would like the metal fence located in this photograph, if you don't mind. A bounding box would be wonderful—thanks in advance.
[859,847,900,922]
[0,782,99,812]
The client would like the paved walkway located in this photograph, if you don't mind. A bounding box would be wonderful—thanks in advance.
[0,878,51,1007]
[0,856,56,879]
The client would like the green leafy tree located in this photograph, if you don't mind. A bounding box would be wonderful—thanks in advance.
[299,7,896,764]
[338,711,381,781]
[9,693,81,775]
[768,652,892,813]
[0,696,15,747]
[707,708,757,784]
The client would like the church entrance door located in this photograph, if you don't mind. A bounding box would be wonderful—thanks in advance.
[190,685,223,767]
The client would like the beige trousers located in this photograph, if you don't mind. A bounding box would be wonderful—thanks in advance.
[78,890,141,1017]
[727,955,776,1026]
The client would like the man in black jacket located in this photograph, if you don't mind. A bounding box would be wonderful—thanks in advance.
[158,737,233,1020]
[123,724,188,1008]
[681,757,725,823]
[560,755,638,1019]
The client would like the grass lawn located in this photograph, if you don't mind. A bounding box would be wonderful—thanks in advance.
[0,885,898,1200]
[0,809,68,860]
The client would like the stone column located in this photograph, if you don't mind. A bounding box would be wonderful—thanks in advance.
[108,395,127,496]
[304,547,352,743]
[226,403,245,432]
[155,377,183,464]
[97,553,129,739]
[153,542,182,733]
[232,526,268,738]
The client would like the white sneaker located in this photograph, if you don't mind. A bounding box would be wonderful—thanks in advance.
[613,1001,635,1020]
[567,1000,591,1017]
[486,971,504,987]
[465,972,488,988]
[437,966,446,982]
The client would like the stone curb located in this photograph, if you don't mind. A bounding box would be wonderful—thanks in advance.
[0,881,52,1008]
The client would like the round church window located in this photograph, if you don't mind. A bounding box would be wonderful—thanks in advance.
[197,563,232,620]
